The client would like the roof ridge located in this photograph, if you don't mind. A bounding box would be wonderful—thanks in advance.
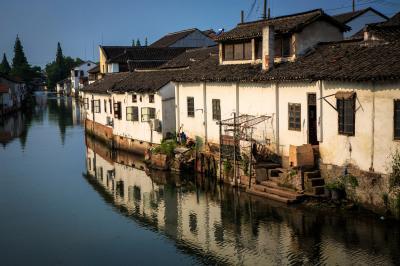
[237,8,323,26]
[166,28,198,35]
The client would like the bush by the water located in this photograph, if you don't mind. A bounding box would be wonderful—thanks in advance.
[153,139,176,157]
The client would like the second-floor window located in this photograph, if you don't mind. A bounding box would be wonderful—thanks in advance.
[74,70,78,77]
[93,100,101,113]
[80,70,84,77]
[132,94,137,103]
[224,42,252,61]
[212,99,221,120]
[104,99,107,113]
[126,106,139,121]
[84,98,89,110]
[275,36,291,58]
[149,94,155,103]
[337,95,355,136]
[187,97,194,117]
[288,103,301,131]
[113,102,122,119]
[141,107,155,122]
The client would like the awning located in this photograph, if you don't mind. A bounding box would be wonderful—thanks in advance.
[335,91,355,100]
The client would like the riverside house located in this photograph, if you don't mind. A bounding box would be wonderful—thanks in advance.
[0,73,27,116]
[82,8,400,211]
[83,47,217,153]
[173,9,400,208]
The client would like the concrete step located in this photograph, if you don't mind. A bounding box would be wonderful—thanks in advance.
[254,162,281,170]
[247,188,297,204]
[252,183,303,200]
[268,168,283,178]
[313,186,325,195]
[304,170,320,180]
[308,178,325,187]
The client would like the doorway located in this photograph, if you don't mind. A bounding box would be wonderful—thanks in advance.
[308,93,318,145]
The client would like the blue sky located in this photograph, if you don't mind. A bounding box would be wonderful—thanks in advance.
[0,0,398,68]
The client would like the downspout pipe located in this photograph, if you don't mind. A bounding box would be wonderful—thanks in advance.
[370,81,375,172]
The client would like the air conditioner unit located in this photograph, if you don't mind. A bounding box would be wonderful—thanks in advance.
[153,119,162,133]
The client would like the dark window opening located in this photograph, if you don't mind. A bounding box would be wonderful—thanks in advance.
[288,103,301,131]
[113,102,122,119]
[132,94,137,103]
[337,97,355,136]
[256,39,262,59]
[187,97,194,117]
[212,99,221,120]
[224,41,252,60]
[395,100,400,140]
[275,35,291,58]
[149,94,155,103]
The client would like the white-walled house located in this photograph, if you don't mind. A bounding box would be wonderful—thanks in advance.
[70,61,97,96]
[0,74,27,115]
[176,14,400,181]
[82,47,217,152]
[333,7,388,38]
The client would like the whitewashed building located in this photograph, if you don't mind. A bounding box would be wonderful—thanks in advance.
[70,61,97,96]
[0,74,27,115]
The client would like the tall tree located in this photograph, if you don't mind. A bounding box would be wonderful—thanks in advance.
[0,53,11,74]
[11,35,31,81]
[136,39,141,47]
[55,42,64,66]
[145,37,148,46]
[132,39,136,46]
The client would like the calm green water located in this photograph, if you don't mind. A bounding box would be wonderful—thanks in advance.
[0,92,399,266]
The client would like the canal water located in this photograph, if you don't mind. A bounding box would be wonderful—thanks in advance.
[0,93,399,266]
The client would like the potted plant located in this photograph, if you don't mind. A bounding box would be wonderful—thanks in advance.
[325,180,345,201]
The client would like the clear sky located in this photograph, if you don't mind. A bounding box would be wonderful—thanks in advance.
[0,0,398,68]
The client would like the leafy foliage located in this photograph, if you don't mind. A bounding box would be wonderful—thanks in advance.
[153,139,176,157]
[389,148,400,190]
[45,42,83,90]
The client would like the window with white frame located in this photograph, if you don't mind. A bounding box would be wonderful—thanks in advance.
[93,100,101,113]
[141,107,156,122]
[126,106,139,121]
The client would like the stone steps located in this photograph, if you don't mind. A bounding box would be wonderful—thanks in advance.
[303,168,326,196]
[248,181,303,204]
[247,188,297,204]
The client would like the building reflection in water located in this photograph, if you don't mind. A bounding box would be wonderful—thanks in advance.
[0,92,83,148]
[84,135,400,265]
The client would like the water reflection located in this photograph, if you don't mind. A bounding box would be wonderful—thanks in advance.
[84,135,400,266]
[0,93,82,148]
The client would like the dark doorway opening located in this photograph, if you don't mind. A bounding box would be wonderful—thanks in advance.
[308,93,318,145]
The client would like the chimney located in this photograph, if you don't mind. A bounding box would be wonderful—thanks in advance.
[241,10,244,23]
[262,25,275,71]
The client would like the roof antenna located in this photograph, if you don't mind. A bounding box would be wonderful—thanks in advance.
[263,0,267,19]
[241,10,244,23]
[352,0,355,12]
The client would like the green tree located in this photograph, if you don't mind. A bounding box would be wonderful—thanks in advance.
[145,37,148,46]
[55,42,64,67]
[45,43,84,90]
[10,35,32,81]
[0,53,11,74]
[132,39,136,46]
[136,39,141,46]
